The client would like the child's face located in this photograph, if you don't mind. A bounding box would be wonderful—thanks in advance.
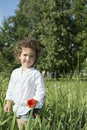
[18,47,36,69]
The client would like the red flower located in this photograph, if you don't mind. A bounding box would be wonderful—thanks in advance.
[27,99,37,108]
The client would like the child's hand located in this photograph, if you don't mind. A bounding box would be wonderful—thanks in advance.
[4,100,11,112]
[27,99,38,108]
[4,104,10,112]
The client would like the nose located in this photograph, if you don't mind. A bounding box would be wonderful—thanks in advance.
[27,56,30,60]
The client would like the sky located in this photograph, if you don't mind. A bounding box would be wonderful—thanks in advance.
[0,0,19,26]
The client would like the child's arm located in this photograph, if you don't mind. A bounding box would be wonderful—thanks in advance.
[33,73,45,104]
[4,100,12,112]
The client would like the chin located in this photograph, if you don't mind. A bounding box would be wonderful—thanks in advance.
[27,65,32,68]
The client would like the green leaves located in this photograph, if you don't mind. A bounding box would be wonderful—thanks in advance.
[0,0,87,75]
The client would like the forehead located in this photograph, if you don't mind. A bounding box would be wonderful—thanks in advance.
[21,47,35,54]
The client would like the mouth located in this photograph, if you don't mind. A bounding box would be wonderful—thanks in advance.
[26,62,30,64]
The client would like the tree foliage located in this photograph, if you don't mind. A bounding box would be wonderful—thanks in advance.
[0,0,87,76]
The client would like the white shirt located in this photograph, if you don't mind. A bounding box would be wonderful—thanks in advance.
[5,67,45,116]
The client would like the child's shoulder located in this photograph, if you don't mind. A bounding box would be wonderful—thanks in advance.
[11,67,21,75]
[33,68,40,74]
[33,68,42,77]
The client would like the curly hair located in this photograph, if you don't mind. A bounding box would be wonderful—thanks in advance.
[14,37,40,64]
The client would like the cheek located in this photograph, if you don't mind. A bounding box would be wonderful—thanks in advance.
[19,56,26,62]
[32,57,36,63]
[22,58,26,62]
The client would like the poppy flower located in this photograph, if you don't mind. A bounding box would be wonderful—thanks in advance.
[27,99,37,108]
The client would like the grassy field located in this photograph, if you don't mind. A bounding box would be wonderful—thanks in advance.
[0,76,87,130]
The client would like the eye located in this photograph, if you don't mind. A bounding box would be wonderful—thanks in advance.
[23,54,27,57]
[30,55,34,58]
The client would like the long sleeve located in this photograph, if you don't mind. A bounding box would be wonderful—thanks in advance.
[5,71,15,101]
[33,73,45,105]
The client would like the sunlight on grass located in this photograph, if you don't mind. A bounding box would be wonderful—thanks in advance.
[0,78,87,130]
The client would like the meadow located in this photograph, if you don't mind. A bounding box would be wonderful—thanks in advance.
[0,75,87,130]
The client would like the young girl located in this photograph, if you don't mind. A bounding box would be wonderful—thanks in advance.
[4,37,45,129]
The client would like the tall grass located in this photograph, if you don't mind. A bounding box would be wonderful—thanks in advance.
[0,76,87,130]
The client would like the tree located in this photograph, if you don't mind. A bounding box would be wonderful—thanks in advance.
[0,0,87,77]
